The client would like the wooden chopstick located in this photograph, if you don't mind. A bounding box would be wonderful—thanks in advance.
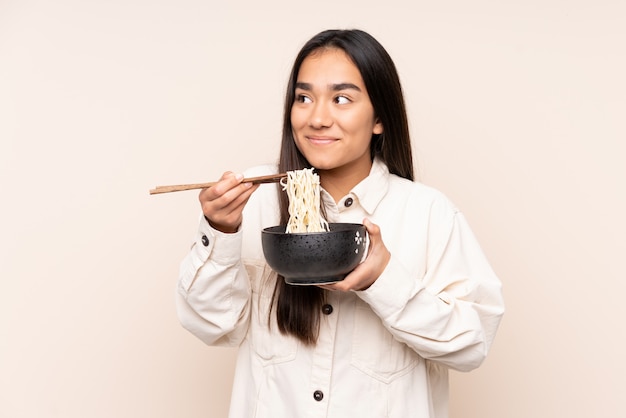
[149,173,287,195]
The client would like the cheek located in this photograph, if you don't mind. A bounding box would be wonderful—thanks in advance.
[290,107,306,130]
[347,114,377,140]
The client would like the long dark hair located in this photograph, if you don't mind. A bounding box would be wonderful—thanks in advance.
[272,29,414,345]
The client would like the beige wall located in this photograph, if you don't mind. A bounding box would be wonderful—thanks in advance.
[1,1,624,417]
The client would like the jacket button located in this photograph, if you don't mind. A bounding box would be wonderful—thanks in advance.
[344,197,354,207]
[313,390,324,401]
[322,304,333,315]
[201,235,209,246]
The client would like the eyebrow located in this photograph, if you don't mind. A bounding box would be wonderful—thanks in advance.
[295,82,362,92]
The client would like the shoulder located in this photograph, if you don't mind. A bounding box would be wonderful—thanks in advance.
[381,175,461,235]
[389,175,459,212]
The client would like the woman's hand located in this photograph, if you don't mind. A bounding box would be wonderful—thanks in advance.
[199,172,259,233]
[319,218,390,292]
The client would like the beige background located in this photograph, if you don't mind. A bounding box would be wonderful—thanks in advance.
[1,0,624,417]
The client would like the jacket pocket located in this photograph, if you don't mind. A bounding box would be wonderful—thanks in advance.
[247,264,298,365]
[351,299,419,383]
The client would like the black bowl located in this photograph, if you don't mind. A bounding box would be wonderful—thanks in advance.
[261,223,367,285]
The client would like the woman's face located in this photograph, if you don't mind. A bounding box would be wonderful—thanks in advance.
[290,48,383,179]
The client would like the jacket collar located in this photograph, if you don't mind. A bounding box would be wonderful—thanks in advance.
[351,158,390,215]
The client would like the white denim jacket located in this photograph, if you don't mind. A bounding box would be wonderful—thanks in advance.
[176,159,504,418]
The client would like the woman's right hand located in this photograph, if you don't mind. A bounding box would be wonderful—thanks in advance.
[199,172,259,233]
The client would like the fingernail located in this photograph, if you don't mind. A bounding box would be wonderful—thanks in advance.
[235,173,244,181]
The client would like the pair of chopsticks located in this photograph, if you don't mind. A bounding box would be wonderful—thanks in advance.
[149,173,287,195]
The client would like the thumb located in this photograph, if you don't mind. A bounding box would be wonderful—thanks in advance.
[363,218,382,247]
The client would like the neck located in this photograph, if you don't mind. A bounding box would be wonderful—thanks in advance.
[319,160,372,202]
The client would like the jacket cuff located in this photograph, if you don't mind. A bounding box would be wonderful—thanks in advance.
[180,216,243,291]
[357,255,422,320]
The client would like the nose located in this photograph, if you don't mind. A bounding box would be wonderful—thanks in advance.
[309,102,332,129]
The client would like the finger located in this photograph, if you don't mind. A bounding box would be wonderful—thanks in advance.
[199,172,244,201]
[322,280,353,292]
[210,172,246,197]
[216,181,256,209]
[362,218,381,244]
[202,183,258,227]
[200,184,250,218]
[316,268,366,292]
[317,284,337,291]
[199,174,251,213]
[332,219,389,291]
[222,183,259,215]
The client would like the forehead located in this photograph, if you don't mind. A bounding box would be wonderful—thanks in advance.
[297,48,364,85]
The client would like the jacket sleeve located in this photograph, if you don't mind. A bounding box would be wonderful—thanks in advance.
[175,216,252,347]
[358,205,505,372]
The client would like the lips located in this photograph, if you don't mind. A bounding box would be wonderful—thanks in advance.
[307,136,337,146]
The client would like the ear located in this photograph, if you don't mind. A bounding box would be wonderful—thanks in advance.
[373,118,384,135]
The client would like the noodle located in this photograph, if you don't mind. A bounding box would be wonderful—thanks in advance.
[281,168,330,233]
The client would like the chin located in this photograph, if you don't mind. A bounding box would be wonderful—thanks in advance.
[305,158,337,171]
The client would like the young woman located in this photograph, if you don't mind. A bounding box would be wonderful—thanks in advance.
[176,29,504,418]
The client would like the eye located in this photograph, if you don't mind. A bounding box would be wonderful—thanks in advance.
[334,95,351,105]
[296,94,312,104]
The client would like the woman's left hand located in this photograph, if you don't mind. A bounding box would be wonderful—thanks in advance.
[319,218,390,292]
